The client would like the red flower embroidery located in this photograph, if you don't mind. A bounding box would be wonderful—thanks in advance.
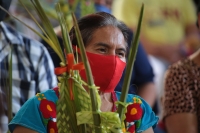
[127,124,135,133]
[39,99,56,118]
[47,120,58,133]
[126,103,143,122]
[125,101,143,133]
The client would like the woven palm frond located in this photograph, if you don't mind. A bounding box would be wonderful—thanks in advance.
[56,69,94,133]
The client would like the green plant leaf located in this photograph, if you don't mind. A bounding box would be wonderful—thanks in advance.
[117,4,144,121]
[55,3,73,55]
[30,0,65,63]
[71,13,102,133]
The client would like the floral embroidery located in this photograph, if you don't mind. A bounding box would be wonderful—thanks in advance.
[39,99,56,118]
[125,97,143,133]
[36,93,46,101]
[37,90,59,132]
[47,119,58,133]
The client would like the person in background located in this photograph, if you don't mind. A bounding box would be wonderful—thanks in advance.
[113,0,199,64]
[94,0,112,14]
[0,0,57,132]
[112,0,199,116]
[9,12,158,133]
[161,1,200,133]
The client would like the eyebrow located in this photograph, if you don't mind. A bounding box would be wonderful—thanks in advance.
[94,42,127,53]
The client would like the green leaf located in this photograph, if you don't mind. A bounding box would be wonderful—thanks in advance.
[8,46,13,123]
[117,4,144,121]
[30,0,65,63]
[55,3,73,55]
[71,13,102,133]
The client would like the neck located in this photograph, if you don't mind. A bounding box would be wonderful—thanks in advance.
[99,92,113,112]
[99,92,112,102]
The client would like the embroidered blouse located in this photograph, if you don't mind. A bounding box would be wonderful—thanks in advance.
[9,88,158,133]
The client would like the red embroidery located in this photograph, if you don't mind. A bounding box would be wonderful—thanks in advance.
[127,124,136,133]
[125,98,143,133]
[53,87,59,98]
[111,92,118,112]
[47,120,58,133]
[39,99,56,118]
[126,103,143,122]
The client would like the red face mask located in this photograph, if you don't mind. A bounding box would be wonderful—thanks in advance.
[80,52,126,92]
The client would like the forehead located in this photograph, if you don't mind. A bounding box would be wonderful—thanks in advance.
[86,26,127,48]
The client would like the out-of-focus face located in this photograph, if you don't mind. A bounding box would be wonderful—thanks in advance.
[94,0,113,8]
[85,26,127,62]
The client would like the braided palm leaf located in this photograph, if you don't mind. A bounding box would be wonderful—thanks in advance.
[56,71,95,133]
[57,76,77,133]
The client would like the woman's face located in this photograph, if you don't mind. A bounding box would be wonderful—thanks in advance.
[85,26,127,62]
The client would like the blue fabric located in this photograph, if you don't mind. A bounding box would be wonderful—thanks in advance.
[9,89,58,133]
[115,91,159,132]
[95,3,111,14]
[9,89,158,133]
[115,30,154,94]
[74,2,111,19]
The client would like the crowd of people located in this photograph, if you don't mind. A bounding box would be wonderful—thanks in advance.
[0,0,200,133]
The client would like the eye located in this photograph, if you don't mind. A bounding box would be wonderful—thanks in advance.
[116,50,126,58]
[97,47,107,54]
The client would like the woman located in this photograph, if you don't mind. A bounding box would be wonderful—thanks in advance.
[9,12,158,133]
[162,2,200,133]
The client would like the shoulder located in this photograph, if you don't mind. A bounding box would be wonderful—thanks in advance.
[9,88,59,132]
[115,91,151,106]
[165,59,194,81]
[166,59,192,77]
[163,58,200,117]
[1,22,47,52]
[115,92,157,117]
[115,91,158,132]
[18,88,59,109]
[35,88,59,102]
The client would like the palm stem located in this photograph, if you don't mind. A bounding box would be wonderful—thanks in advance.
[117,4,144,120]
[72,13,102,133]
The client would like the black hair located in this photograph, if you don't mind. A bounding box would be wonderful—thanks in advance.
[69,12,129,49]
